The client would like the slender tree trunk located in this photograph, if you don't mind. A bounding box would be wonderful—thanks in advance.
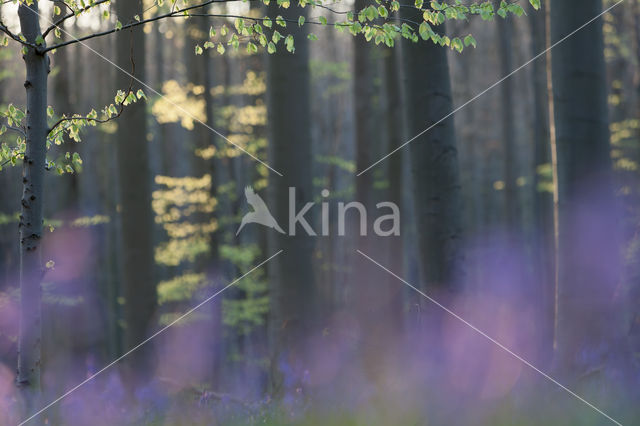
[384,46,404,297]
[551,0,624,378]
[17,0,48,406]
[266,3,316,397]
[115,0,155,388]
[495,7,518,232]
[353,0,374,208]
[399,18,463,292]
[528,1,554,361]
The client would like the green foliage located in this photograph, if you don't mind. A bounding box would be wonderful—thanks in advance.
[220,244,269,335]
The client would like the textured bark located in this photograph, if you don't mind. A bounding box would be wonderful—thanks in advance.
[114,0,156,387]
[266,3,316,397]
[399,16,463,291]
[17,0,48,401]
[551,0,624,377]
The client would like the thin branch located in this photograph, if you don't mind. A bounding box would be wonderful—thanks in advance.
[42,0,111,39]
[43,0,220,52]
[48,31,138,135]
[0,20,37,48]
[0,151,24,168]
[4,124,27,138]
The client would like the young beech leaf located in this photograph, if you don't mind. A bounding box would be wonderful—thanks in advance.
[464,34,476,48]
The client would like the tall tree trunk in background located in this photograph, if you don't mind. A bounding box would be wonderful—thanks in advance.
[353,0,374,207]
[51,0,78,211]
[115,0,155,388]
[551,0,624,378]
[400,19,463,292]
[495,7,518,232]
[384,46,404,294]
[16,0,48,405]
[266,3,316,397]
[528,1,554,361]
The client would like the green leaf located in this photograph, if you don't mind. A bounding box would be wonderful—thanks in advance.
[464,34,476,48]
[418,22,430,40]
[54,5,61,15]
[308,33,318,41]
[451,37,463,53]
[47,106,54,118]
[217,43,225,54]
[195,45,203,55]
[115,20,122,30]
[267,41,276,54]
[285,34,295,53]
[298,15,305,27]
[246,41,258,54]
[263,17,273,28]
[529,0,540,9]
[319,16,327,26]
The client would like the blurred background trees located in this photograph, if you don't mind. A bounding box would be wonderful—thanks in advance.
[0,0,639,424]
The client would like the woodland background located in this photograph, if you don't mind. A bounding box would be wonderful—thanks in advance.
[0,0,639,425]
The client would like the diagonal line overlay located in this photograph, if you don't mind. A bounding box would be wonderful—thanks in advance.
[24,4,283,176]
[356,249,623,426]
[357,0,626,176]
[18,250,284,426]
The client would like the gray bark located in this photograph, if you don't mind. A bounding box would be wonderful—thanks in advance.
[115,0,155,387]
[399,17,463,291]
[17,0,48,402]
[266,3,316,396]
[528,2,554,360]
[551,0,624,377]
[353,0,374,208]
[495,9,518,231]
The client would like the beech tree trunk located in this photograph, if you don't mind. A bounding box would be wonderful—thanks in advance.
[115,0,155,388]
[17,0,48,404]
[266,3,316,397]
[551,0,624,377]
[495,8,518,231]
[399,17,463,291]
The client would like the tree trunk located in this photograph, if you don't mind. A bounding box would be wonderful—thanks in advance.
[399,18,463,292]
[528,1,555,362]
[551,0,624,378]
[17,0,48,405]
[114,0,155,388]
[495,7,518,232]
[353,0,374,208]
[266,2,316,397]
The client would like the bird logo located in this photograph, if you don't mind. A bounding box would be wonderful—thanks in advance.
[236,186,285,235]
